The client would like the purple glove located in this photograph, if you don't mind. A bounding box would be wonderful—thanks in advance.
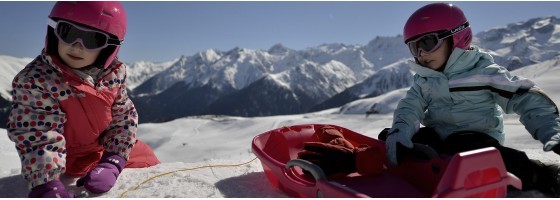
[76,152,126,194]
[28,179,75,198]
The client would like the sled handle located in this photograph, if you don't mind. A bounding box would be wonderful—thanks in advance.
[286,159,327,181]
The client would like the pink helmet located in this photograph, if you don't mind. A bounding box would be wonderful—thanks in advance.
[403,2,472,51]
[46,1,127,69]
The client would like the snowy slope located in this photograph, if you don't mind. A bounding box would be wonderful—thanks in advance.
[0,113,556,197]
[511,56,560,102]
[0,55,33,100]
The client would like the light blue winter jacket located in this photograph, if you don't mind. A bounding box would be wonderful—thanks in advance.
[392,47,560,151]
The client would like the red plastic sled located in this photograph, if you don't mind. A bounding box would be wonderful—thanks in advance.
[252,124,522,198]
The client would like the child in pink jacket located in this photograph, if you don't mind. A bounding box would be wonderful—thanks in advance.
[7,1,160,197]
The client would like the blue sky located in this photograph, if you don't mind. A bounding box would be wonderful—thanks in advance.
[1,1,559,63]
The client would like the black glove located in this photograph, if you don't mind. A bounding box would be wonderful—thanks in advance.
[297,142,356,176]
[553,144,560,155]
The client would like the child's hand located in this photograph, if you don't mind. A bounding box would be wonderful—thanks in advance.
[545,134,560,155]
[76,152,125,194]
[386,128,414,166]
[553,144,560,155]
[28,180,75,198]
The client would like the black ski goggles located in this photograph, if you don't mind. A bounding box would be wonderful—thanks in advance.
[406,21,470,57]
[47,18,122,50]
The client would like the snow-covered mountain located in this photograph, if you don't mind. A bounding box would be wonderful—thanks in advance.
[1,16,559,125]
[201,60,358,117]
[474,16,560,70]
[125,59,177,90]
[128,35,410,121]
[310,60,413,112]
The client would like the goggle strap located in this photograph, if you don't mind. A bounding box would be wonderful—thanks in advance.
[47,18,57,29]
[108,38,123,45]
[438,21,470,40]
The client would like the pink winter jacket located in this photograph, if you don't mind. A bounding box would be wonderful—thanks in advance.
[7,51,159,189]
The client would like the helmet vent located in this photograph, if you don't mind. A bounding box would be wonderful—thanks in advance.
[102,10,114,17]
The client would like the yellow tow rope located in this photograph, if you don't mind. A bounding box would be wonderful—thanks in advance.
[118,157,258,198]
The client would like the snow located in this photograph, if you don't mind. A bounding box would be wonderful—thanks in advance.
[125,59,177,90]
[552,25,560,44]
[0,55,33,100]
[268,73,291,90]
[1,113,558,197]
[2,57,560,197]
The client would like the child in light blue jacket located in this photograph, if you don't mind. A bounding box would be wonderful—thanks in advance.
[383,2,560,196]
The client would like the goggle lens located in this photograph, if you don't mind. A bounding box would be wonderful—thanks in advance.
[48,19,121,50]
[56,21,109,50]
[407,33,443,57]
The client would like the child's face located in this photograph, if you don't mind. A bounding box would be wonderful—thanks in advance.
[416,38,452,71]
[57,40,101,69]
